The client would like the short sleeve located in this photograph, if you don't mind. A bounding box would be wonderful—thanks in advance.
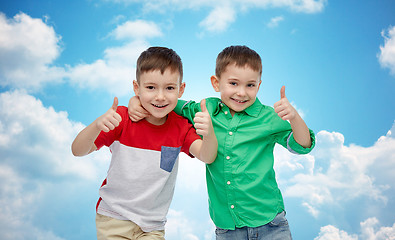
[180,121,201,158]
[94,106,126,150]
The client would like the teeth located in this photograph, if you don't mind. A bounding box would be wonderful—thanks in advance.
[233,99,247,103]
[153,104,167,108]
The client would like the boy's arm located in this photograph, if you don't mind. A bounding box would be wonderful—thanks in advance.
[128,96,150,122]
[71,97,122,156]
[173,100,200,123]
[188,100,218,164]
[274,86,312,148]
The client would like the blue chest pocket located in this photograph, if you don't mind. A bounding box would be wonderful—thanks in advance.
[160,146,181,172]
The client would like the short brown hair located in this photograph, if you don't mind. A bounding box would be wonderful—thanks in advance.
[136,47,183,83]
[215,45,262,78]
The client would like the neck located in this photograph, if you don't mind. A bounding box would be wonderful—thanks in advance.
[146,115,167,126]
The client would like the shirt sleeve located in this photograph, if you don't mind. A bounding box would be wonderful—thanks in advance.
[272,114,316,155]
[181,124,202,158]
[94,106,126,150]
[174,100,201,124]
[286,129,315,154]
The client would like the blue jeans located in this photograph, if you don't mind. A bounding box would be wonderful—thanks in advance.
[215,211,292,240]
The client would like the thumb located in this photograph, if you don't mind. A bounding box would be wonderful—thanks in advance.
[280,86,286,99]
[111,97,118,111]
[200,99,207,112]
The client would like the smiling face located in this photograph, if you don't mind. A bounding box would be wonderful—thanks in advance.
[211,63,261,116]
[133,68,185,125]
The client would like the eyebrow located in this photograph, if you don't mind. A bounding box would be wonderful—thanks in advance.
[228,77,258,83]
[143,81,179,87]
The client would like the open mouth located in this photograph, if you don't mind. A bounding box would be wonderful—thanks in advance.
[152,103,168,108]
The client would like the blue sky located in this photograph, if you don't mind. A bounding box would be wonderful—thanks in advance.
[0,0,394,239]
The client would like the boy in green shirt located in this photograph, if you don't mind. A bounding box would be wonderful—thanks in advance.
[129,45,315,239]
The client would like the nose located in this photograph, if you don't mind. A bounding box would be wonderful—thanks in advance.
[156,89,165,101]
[236,86,246,97]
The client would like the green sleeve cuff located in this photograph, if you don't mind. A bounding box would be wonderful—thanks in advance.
[287,129,316,154]
[174,100,188,115]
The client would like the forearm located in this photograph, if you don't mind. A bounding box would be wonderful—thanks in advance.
[71,121,100,156]
[289,113,312,148]
[198,134,218,164]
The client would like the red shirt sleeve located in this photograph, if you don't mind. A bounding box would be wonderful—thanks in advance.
[94,106,126,150]
[180,119,201,158]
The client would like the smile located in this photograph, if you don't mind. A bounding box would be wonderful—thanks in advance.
[152,103,168,108]
[231,98,248,103]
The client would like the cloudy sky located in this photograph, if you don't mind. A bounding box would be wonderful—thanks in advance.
[0,0,394,239]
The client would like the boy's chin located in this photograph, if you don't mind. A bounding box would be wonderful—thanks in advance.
[228,105,248,113]
[149,110,171,119]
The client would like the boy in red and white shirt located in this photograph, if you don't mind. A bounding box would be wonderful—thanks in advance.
[72,47,217,240]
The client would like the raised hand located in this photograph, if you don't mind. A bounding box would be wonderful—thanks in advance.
[274,86,297,121]
[96,97,122,132]
[193,99,214,137]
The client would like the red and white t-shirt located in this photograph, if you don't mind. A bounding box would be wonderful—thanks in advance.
[94,106,200,232]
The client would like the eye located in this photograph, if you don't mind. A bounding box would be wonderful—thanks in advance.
[229,82,237,86]
[146,86,155,90]
[167,86,175,90]
[247,83,256,88]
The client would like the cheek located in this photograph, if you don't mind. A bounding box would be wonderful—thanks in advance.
[168,92,180,101]
[221,87,234,96]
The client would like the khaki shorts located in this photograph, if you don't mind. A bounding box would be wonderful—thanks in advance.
[96,213,165,240]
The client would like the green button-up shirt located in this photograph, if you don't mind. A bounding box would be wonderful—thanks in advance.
[174,97,315,230]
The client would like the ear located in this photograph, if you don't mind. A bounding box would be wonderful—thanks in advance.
[133,80,139,96]
[257,79,262,91]
[178,82,186,98]
[211,75,220,92]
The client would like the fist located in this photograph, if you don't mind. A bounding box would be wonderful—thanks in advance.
[193,99,214,137]
[274,86,297,121]
[96,97,122,132]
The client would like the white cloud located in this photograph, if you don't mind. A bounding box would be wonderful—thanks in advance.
[274,121,395,218]
[0,165,66,240]
[166,209,215,240]
[0,90,109,180]
[0,13,163,96]
[378,26,395,76]
[0,90,110,239]
[315,218,395,240]
[67,20,163,96]
[360,218,395,240]
[267,16,284,28]
[166,209,200,240]
[106,0,327,13]
[177,153,207,192]
[314,225,358,240]
[0,12,65,91]
[199,4,236,33]
[103,0,326,33]
[111,19,162,40]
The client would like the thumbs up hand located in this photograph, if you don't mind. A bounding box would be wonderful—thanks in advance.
[96,97,122,132]
[274,86,297,121]
[193,99,214,137]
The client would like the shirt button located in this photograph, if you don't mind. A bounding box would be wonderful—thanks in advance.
[224,111,228,115]
[227,181,231,185]
[226,156,230,160]
[229,131,233,135]
[231,205,235,209]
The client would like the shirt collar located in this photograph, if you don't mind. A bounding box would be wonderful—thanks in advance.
[244,98,263,117]
[214,98,263,117]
